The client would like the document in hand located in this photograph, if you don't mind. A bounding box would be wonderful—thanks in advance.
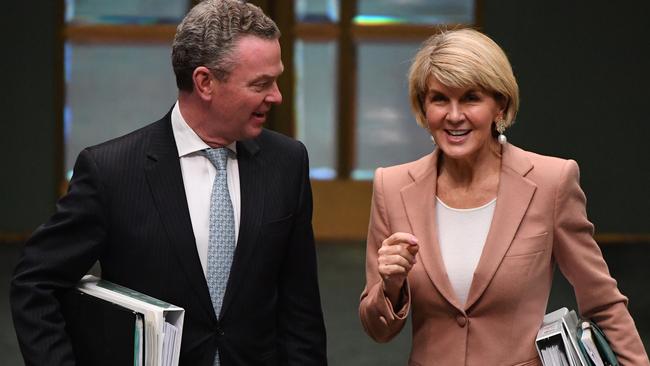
[579,322,605,366]
[576,321,620,366]
[64,275,185,366]
[535,308,589,366]
[61,289,144,366]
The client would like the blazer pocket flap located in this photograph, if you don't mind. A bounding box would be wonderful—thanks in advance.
[262,213,294,226]
[506,232,548,257]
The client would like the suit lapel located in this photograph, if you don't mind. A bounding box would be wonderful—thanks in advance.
[219,138,263,319]
[464,144,536,310]
[143,115,216,322]
[401,150,465,311]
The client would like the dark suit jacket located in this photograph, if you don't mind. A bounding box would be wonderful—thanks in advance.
[11,111,327,366]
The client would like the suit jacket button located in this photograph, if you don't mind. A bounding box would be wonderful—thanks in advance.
[216,327,225,336]
[456,315,467,327]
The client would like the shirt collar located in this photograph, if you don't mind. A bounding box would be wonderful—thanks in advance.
[171,101,237,158]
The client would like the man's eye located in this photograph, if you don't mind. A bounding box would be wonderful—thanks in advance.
[430,94,446,102]
[252,81,272,91]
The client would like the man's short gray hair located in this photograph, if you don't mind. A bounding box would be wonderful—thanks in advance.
[171,0,280,91]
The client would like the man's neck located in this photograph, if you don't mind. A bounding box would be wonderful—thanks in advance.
[177,93,232,148]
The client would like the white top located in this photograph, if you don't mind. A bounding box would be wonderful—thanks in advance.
[171,101,241,276]
[435,196,496,307]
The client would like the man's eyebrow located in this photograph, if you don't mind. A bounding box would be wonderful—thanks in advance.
[255,74,275,80]
[251,74,279,83]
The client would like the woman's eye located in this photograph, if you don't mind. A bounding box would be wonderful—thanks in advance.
[431,94,446,102]
[464,93,479,102]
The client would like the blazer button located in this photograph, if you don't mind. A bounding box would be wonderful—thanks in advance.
[216,327,225,336]
[456,315,468,327]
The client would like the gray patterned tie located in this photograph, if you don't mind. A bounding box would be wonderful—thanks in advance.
[203,148,235,366]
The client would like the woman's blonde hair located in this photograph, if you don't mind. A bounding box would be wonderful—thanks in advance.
[408,28,519,129]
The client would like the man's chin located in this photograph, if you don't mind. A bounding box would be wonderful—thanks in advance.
[240,126,264,141]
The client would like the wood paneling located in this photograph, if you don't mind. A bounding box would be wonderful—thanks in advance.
[65,24,177,44]
[312,180,372,241]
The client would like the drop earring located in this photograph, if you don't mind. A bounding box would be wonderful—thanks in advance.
[496,117,507,145]
[425,125,436,146]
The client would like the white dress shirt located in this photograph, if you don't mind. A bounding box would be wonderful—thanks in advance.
[171,101,241,276]
[436,196,496,307]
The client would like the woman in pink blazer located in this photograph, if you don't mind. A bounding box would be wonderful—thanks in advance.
[359,29,648,366]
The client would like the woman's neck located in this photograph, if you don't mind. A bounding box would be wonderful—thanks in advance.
[436,146,502,208]
[439,146,500,183]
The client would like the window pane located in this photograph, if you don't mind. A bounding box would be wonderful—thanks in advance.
[353,42,433,180]
[295,0,339,22]
[65,43,177,177]
[356,0,474,25]
[295,41,338,180]
[66,0,188,24]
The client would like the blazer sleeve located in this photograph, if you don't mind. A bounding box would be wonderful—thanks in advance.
[276,143,328,366]
[552,159,649,365]
[359,167,411,343]
[10,148,108,366]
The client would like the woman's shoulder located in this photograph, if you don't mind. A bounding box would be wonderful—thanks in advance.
[507,144,579,184]
[371,152,435,189]
[376,153,435,178]
[515,144,575,165]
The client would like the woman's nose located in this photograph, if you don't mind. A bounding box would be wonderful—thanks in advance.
[445,102,464,123]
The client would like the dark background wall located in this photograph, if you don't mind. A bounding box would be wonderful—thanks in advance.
[482,0,650,233]
[1,2,62,234]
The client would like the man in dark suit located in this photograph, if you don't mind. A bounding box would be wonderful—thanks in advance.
[10,1,327,365]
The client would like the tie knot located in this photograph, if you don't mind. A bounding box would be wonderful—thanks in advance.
[204,148,229,170]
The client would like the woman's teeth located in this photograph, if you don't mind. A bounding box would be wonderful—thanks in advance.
[447,130,470,136]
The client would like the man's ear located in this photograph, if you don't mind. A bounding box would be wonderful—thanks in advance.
[192,66,214,101]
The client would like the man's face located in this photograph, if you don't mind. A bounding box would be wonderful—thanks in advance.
[208,36,283,143]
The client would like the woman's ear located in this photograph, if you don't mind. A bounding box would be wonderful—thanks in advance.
[495,94,508,119]
[192,66,214,101]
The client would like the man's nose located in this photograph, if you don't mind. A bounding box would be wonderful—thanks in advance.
[266,82,282,105]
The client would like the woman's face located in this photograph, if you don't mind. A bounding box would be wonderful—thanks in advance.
[424,78,504,163]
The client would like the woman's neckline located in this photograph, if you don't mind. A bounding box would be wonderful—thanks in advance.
[435,196,497,212]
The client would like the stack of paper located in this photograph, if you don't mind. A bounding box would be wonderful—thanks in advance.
[535,308,588,366]
[580,322,605,366]
[75,275,185,366]
[537,321,571,365]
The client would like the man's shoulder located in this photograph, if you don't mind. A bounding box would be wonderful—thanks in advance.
[87,114,171,156]
[257,128,302,147]
[247,128,306,157]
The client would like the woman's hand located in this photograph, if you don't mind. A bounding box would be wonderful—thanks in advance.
[377,232,419,305]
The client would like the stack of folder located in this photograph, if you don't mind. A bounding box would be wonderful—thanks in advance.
[61,275,185,366]
[535,307,619,366]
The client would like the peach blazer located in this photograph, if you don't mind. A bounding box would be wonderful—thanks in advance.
[359,143,648,366]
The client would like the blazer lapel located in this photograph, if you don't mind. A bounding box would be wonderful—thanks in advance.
[218,138,264,320]
[401,150,465,311]
[144,115,216,323]
[464,143,536,310]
